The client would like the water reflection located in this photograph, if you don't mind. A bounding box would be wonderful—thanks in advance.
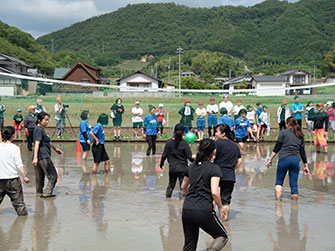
[131,144,144,181]
[112,144,123,185]
[268,201,308,251]
[79,173,91,215]
[32,197,58,251]
[0,216,27,251]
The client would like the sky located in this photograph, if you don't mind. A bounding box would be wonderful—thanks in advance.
[0,0,299,38]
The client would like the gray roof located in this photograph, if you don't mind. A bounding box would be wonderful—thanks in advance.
[253,76,287,82]
[281,68,309,76]
[0,52,30,67]
[53,68,70,79]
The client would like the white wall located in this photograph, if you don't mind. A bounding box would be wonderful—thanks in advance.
[0,86,15,96]
[119,73,159,92]
[256,82,286,96]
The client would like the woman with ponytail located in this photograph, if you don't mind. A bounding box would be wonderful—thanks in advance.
[181,139,228,251]
[214,124,242,221]
[266,116,309,201]
[160,123,194,198]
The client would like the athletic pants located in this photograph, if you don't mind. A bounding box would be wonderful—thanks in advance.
[0,178,28,216]
[55,122,65,137]
[182,209,228,251]
[279,121,286,131]
[166,171,184,197]
[0,118,4,132]
[146,135,157,156]
[35,158,58,195]
[276,156,300,194]
[27,128,34,150]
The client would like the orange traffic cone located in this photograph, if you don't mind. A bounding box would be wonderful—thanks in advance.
[76,140,81,153]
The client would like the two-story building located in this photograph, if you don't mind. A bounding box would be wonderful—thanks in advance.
[281,68,310,94]
[117,70,164,92]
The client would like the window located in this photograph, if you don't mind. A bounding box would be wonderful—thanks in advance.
[293,75,305,84]
[81,78,90,83]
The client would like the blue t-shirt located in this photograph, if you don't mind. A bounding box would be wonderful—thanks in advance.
[256,108,262,123]
[219,115,234,130]
[144,114,158,135]
[290,103,303,120]
[234,117,250,138]
[91,122,105,144]
[79,120,92,143]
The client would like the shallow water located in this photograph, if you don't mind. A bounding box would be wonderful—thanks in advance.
[1,142,334,251]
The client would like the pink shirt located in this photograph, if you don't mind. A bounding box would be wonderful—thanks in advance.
[325,108,335,121]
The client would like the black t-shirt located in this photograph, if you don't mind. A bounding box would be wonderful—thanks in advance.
[33,126,51,159]
[183,161,222,212]
[160,139,194,172]
[214,139,241,182]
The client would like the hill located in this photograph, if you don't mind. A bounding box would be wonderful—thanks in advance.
[36,0,335,69]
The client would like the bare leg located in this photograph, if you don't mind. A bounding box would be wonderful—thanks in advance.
[82,151,89,160]
[114,128,117,137]
[291,193,298,201]
[117,127,121,137]
[134,128,137,138]
[104,160,110,174]
[275,185,283,200]
[92,163,99,174]
[324,146,328,153]
[316,145,321,152]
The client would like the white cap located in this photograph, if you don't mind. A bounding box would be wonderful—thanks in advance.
[159,103,164,107]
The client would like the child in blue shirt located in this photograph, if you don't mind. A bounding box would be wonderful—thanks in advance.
[234,109,254,150]
[79,110,91,160]
[219,107,234,130]
[144,105,158,156]
[290,96,304,128]
[89,113,110,174]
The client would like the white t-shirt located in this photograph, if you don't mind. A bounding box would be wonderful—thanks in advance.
[219,101,233,114]
[132,107,143,123]
[233,105,246,115]
[259,112,269,125]
[0,143,24,179]
[206,104,219,114]
[246,110,256,123]
[196,108,207,117]
[184,106,191,116]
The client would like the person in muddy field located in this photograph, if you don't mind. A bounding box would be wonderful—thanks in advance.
[143,105,158,156]
[32,112,63,198]
[160,123,194,198]
[266,116,309,201]
[214,124,242,221]
[0,126,30,216]
[79,110,91,161]
[89,113,110,174]
[181,138,228,251]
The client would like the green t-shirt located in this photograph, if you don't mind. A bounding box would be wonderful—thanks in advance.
[13,114,24,123]
[280,106,286,121]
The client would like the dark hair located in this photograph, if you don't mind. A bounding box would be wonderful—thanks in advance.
[215,124,234,140]
[239,108,247,116]
[256,102,262,106]
[36,112,50,125]
[2,126,15,141]
[174,123,184,146]
[195,139,216,165]
[220,107,227,115]
[115,98,122,104]
[97,113,109,125]
[80,110,89,120]
[286,116,304,139]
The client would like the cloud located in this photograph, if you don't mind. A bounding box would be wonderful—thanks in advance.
[0,0,299,37]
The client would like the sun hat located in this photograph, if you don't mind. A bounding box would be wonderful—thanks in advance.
[281,100,288,105]
[198,101,204,105]
[16,109,22,112]
[159,103,164,107]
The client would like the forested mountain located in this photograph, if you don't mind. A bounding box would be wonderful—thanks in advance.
[36,0,335,68]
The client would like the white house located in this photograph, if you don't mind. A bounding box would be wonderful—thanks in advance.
[117,71,164,92]
[251,76,287,96]
[281,68,310,94]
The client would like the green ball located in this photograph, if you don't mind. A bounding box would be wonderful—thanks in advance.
[185,132,196,144]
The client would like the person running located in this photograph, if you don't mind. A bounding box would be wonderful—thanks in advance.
[232,98,245,120]
[304,101,316,138]
[111,98,124,141]
[215,124,242,221]
[258,105,269,141]
[311,103,329,153]
[277,100,290,131]
[24,105,36,151]
[179,100,195,131]
[0,101,5,133]
[0,126,30,216]
[207,97,219,139]
[132,101,144,139]
[160,124,194,198]
[144,105,158,156]
[234,109,255,150]
[32,112,63,198]
[290,96,304,128]
[196,102,206,140]
[219,94,233,117]
[54,97,66,138]
[266,117,309,201]
[218,108,234,130]
[79,110,91,161]
[35,99,47,115]
[13,109,23,139]
[181,138,228,251]
[255,102,263,140]
[89,113,110,174]
[325,101,335,137]
[155,104,166,137]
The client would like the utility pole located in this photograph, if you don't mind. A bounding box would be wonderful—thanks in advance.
[50,39,54,53]
[176,46,183,97]
[313,65,316,84]
[102,41,105,53]
[155,63,158,78]
[120,68,123,78]
[168,56,171,84]
[229,68,232,79]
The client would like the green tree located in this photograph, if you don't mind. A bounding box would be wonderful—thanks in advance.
[323,44,335,76]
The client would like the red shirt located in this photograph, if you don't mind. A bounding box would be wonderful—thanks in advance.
[155,109,166,122]
[325,108,335,121]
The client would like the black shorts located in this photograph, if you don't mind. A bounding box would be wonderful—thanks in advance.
[92,144,109,163]
[220,180,235,205]
[261,124,267,129]
[235,137,247,143]
[80,142,90,152]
